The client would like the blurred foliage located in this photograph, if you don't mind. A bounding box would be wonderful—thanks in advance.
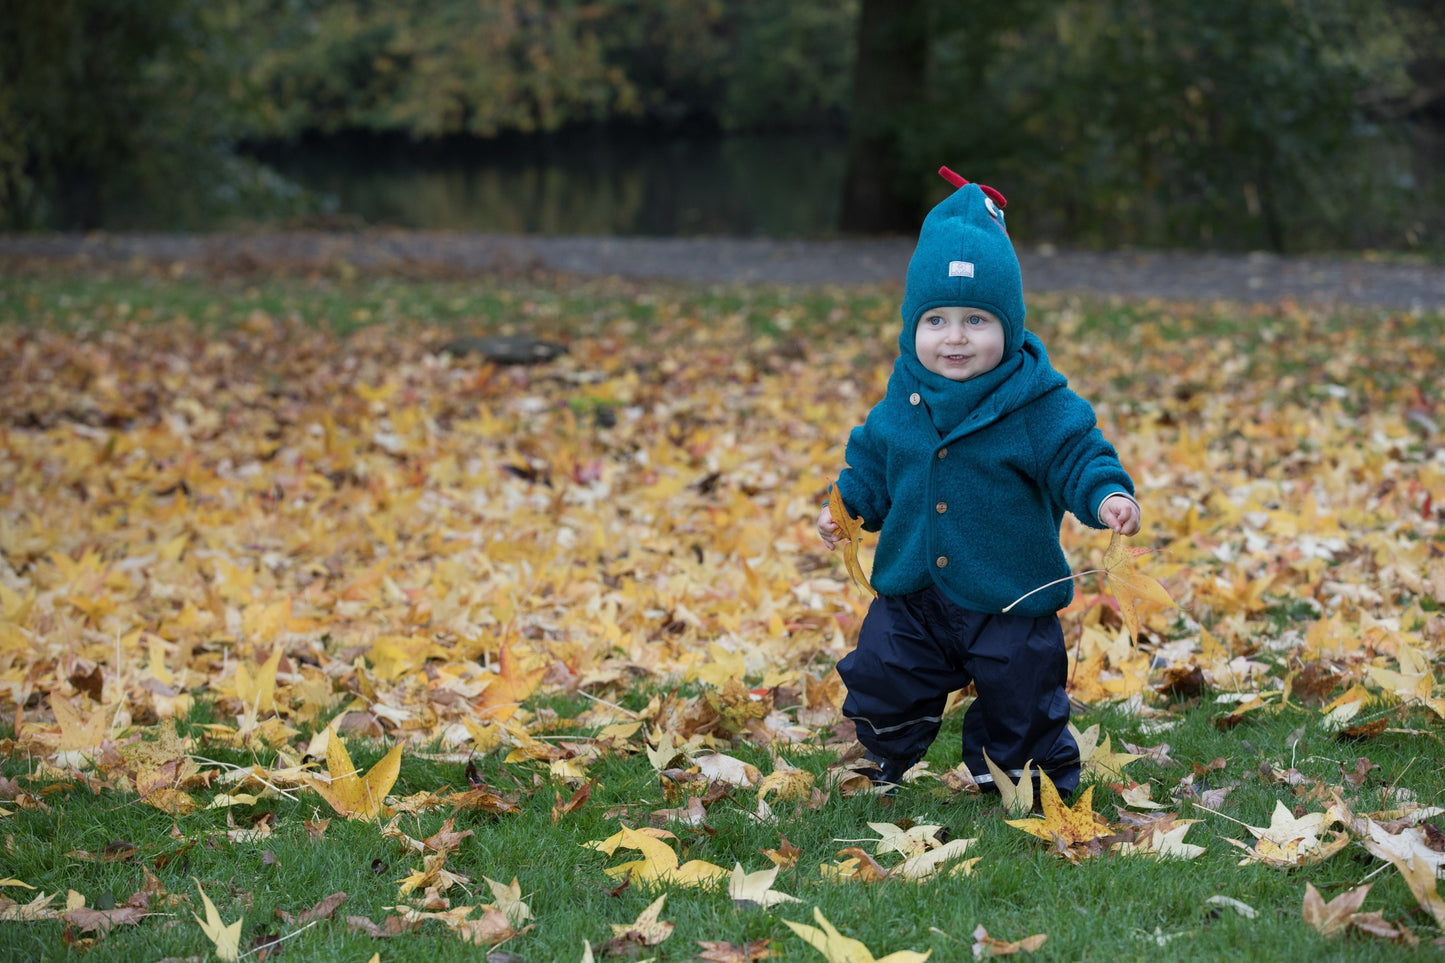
[914,0,1435,250]
[0,0,320,229]
[1,0,1440,247]
[230,0,858,139]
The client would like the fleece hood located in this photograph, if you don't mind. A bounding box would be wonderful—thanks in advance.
[900,168,1025,361]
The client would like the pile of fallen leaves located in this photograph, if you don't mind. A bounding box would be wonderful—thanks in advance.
[1,287,1444,956]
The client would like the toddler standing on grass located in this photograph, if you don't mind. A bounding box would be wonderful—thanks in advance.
[818,167,1141,794]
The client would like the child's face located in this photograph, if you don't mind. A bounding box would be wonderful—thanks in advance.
[914,306,1005,381]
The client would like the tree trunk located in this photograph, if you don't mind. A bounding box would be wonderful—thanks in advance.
[839,0,929,234]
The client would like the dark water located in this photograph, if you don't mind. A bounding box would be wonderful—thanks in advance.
[253,126,1444,252]
[255,129,849,238]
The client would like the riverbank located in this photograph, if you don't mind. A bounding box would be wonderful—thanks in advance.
[3,231,1443,310]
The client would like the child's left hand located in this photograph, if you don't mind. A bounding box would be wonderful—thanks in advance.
[1100,494,1141,536]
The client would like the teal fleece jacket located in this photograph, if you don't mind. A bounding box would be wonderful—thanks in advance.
[834,331,1134,617]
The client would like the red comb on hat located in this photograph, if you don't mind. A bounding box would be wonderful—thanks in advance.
[938,166,1007,209]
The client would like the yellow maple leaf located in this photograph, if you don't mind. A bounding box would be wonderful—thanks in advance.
[192,879,242,962]
[307,733,402,821]
[1005,773,1111,853]
[1082,734,1140,781]
[609,893,674,946]
[582,824,727,888]
[784,906,931,963]
[982,751,1033,815]
[1004,533,1176,642]
[234,647,282,716]
[1098,533,1178,641]
[827,486,875,597]
[757,761,814,803]
[52,698,110,753]
[729,863,802,908]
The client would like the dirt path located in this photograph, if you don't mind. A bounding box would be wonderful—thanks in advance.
[3,230,1444,311]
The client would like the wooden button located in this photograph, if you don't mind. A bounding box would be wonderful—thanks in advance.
[937,448,947,459]
[935,502,947,513]
[909,392,921,405]
[936,556,948,568]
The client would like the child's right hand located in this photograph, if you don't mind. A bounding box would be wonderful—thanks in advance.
[817,506,841,550]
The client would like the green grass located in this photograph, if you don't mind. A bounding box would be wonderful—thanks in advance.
[2,267,1443,960]
[2,696,1441,962]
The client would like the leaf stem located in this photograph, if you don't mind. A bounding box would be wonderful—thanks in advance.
[1000,569,1103,613]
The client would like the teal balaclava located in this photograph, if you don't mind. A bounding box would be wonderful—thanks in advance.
[899,167,1025,361]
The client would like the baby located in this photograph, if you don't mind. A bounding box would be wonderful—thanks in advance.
[818,168,1140,794]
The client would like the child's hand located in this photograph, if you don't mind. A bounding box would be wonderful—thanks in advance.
[1100,494,1141,536]
[817,506,842,550]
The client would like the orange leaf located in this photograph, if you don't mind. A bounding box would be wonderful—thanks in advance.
[827,486,875,597]
[475,635,546,722]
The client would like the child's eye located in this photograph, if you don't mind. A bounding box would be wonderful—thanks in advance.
[967,315,985,325]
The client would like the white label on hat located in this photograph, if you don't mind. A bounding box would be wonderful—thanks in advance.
[948,261,975,277]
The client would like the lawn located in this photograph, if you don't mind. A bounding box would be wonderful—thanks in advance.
[0,265,1443,962]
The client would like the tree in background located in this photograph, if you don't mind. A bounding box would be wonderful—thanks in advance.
[862,0,1426,250]
[0,0,323,229]
[2,0,1437,244]
[838,0,928,234]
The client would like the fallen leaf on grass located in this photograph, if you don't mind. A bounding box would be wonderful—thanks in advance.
[583,824,728,888]
[553,780,595,823]
[1006,773,1111,860]
[605,893,674,953]
[1362,840,1445,928]
[483,876,534,925]
[758,760,814,802]
[1081,734,1139,782]
[697,938,774,962]
[729,863,801,908]
[1224,801,1349,869]
[397,852,470,896]
[784,906,931,962]
[1205,895,1257,919]
[867,822,947,859]
[306,735,402,821]
[192,880,243,962]
[1113,821,1206,860]
[761,836,802,868]
[971,925,1047,957]
[1302,882,1372,937]
[62,903,147,935]
[276,891,348,927]
[982,751,1033,815]
[892,838,980,881]
[0,890,61,921]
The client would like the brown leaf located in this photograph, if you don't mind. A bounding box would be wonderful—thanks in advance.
[1302,882,1371,937]
[276,892,348,927]
[761,835,802,868]
[553,780,595,823]
[696,938,773,962]
[834,846,890,882]
[63,904,148,934]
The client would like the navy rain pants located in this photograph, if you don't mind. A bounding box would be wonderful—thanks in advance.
[838,586,1080,795]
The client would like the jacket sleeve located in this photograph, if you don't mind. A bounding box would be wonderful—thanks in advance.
[1028,387,1134,528]
[834,403,892,533]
